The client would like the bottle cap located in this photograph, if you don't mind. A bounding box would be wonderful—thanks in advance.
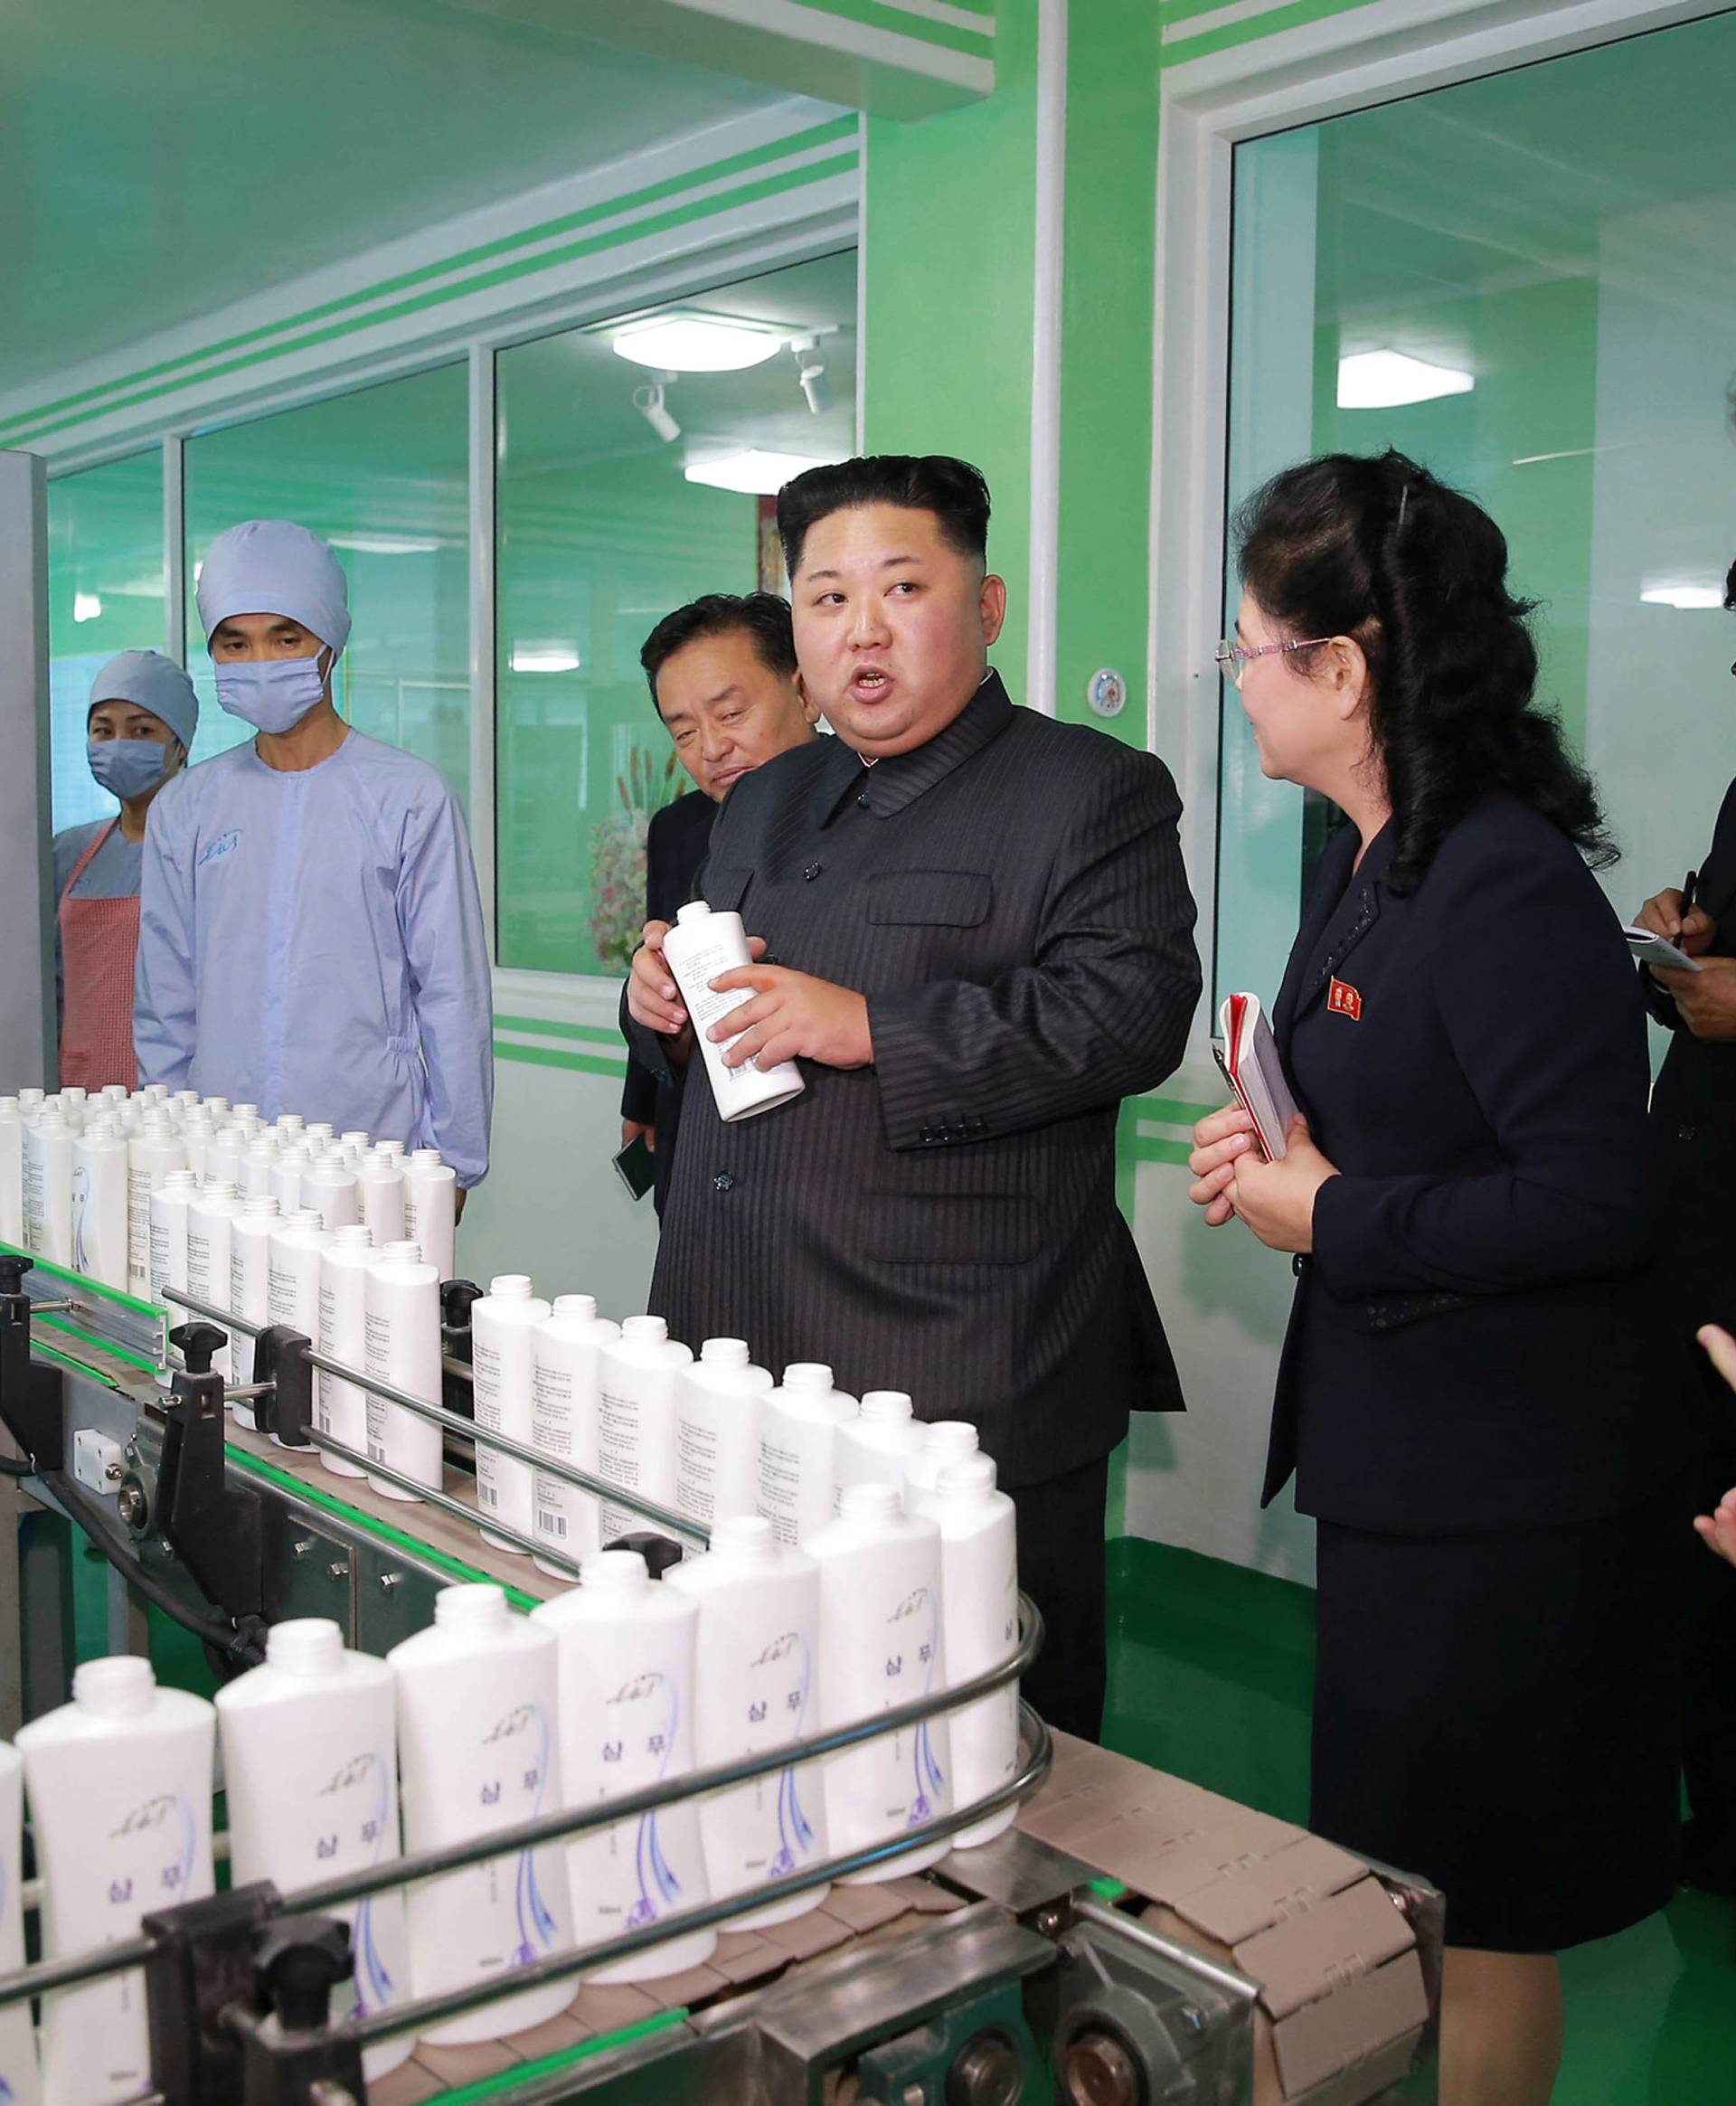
[837,1482,901,1525]
[700,1337,750,1367]
[934,1455,997,1499]
[859,1390,914,1422]
[552,1293,599,1320]
[73,1655,156,1717]
[675,901,712,923]
[622,1314,668,1343]
[267,1619,346,1676]
[433,1583,510,1633]
[488,1274,534,1299]
[580,1549,649,1593]
[783,1362,834,1392]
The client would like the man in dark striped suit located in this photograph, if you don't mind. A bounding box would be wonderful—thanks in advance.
[625,456,1201,1739]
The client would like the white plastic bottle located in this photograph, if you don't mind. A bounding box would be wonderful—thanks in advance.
[471,1275,552,1553]
[127,1113,187,1296]
[356,1149,407,1246]
[0,1098,25,1246]
[228,1194,282,1412]
[531,1295,620,1579]
[201,1094,231,1123]
[303,1121,335,1150]
[23,1111,75,1265]
[180,1112,215,1185]
[341,1129,373,1154]
[758,1364,858,1546]
[317,1225,377,1479]
[401,1150,457,1285]
[388,1586,572,2041]
[185,1180,244,1382]
[835,1391,928,1503]
[242,1138,279,1201]
[532,1551,715,1979]
[661,901,806,1121]
[363,1240,443,1501]
[172,1088,202,1117]
[274,1112,306,1143]
[929,1457,1021,1846]
[205,1123,249,1193]
[16,1089,45,1110]
[216,1619,413,2079]
[17,1656,215,2106]
[807,1483,952,1882]
[676,1339,772,1529]
[665,1516,829,1926]
[0,1742,36,2104]
[268,1209,329,1360]
[597,1316,693,1546]
[147,1166,198,1300]
[302,1156,360,1232]
[903,1421,982,1516]
[71,1117,130,1289]
[271,1144,312,1214]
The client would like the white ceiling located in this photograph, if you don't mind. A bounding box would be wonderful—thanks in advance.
[5,0,788,394]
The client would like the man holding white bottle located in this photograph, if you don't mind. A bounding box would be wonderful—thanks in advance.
[625,455,1201,1741]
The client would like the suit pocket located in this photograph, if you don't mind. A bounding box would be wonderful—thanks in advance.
[865,870,993,928]
[1358,1288,1471,1335]
[703,864,753,913]
[862,1186,1040,1265]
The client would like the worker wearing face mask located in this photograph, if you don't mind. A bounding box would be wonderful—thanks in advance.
[52,650,198,1090]
[135,521,493,1195]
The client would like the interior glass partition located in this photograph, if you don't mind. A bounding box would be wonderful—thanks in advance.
[45,451,166,832]
[495,250,858,975]
[184,364,471,805]
[1218,11,1736,1015]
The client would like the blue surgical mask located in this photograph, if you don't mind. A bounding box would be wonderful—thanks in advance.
[212,652,329,735]
[87,737,172,799]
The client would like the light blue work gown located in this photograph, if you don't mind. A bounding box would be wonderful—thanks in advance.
[135,729,493,1185]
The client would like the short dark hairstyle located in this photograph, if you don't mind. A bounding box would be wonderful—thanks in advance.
[1235,448,1612,895]
[639,592,797,710]
[777,455,990,579]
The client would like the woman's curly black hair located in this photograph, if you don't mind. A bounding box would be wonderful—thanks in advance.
[1234,449,1614,895]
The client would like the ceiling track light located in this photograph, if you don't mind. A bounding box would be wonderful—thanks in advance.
[790,335,831,417]
[633,382,681,444]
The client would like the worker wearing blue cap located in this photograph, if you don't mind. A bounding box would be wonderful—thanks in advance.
[135,521,493,1193]
[54,649,198,1090]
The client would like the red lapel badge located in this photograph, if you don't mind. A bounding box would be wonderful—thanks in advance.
[1327,977,1363,1021]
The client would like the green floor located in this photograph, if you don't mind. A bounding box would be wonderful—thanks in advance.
[1104,1537,1736,2105]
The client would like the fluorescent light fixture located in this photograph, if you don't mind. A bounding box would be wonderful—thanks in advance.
[684,450,835,497]
[612,316,786,373]
[511,641,581,674]
[1640,583,1726,610]
[1336,350,1474,410]
[73,591,102,623]
[327,533,440,556]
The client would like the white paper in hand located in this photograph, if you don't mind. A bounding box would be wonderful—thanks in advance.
[1214,993,1299,1162]
[1623,925,1702,974]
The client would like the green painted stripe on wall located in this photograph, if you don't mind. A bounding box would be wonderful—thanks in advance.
[1,119,859,444]
[1138,1093,1216,1126]
[1161,0,1386,57]
[1129,1136,1193,1167]
[492,1014,624,1046]
[495,1041,627,1080]
[792,0,995,61]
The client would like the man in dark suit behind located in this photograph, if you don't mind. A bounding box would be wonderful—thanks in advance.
[625,456,1201,1739]
[621,594,819,1212]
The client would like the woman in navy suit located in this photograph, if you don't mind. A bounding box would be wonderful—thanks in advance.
[1189,451,1699,2106]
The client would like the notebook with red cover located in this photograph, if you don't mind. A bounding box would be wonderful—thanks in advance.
[1214,992,1299,1163]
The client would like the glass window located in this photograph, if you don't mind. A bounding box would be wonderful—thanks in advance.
[1218,15,1736,1013]
[184,364,471,804]
[495,250,858,974]
[46,451,165,833]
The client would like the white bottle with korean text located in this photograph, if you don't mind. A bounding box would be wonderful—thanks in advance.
[127,1114,186,1296]
[532,1551,715,1980]
[661,902,806,1120]
[215,1620,412,2079]
[317,1225,376,1478]
[185,1180,244,1382]
[834,1391,927,1503]
[903,1421,982,1516]
[147,1166,198,1301]
[758,1364,857,1546]
[17,1657,215,2106]
[228,1195,282,1410]
[929,1457,1021,1846]
[388,1586,572,2042]
[676,1339,772,1530]
[665,1516,829,1926]
[472,1274,552,1554]
[806,1483,951,1883]
[596,1317,693,1546]
[363,1241,443,1501]
[71,1116,129,1291]
[356,1149,407,1246]
[401,1150,457,1285]
[23,1112,75,1267]
[267,1209,329,1445]
[531,1295,619,1578]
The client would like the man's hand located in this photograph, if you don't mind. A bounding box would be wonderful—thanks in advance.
[1222,1113,1340,1254]
[621,1119,656,1154]
[1651,955,1736,1041]
[707,963,873,1072]
[1694,1326,1736,1566]
[626,921,689,1042]
[1635,886,1717,957]
[1189,1103,1259,1227]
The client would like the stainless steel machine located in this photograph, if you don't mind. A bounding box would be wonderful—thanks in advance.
[0,1246,1442,2106]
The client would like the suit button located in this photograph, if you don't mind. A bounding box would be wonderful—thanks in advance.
[1677,1123,1698,1142]
[856,792,870,809]
[803,863,822,881]
[712,1172,735,1193]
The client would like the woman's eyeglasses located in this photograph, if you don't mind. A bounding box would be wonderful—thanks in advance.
[1214,637,1332,689]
